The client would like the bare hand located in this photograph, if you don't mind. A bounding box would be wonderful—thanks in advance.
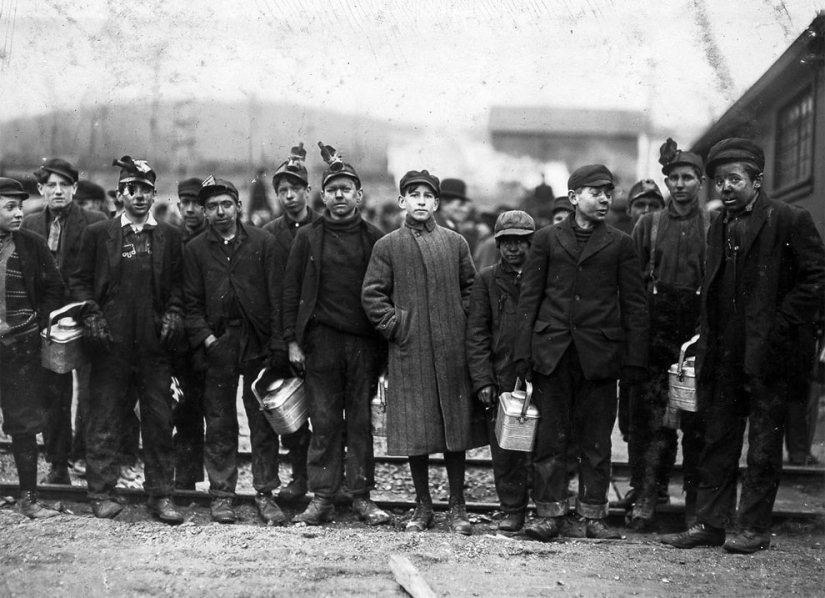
[289,341,306,376]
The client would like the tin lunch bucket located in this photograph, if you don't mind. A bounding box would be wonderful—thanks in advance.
[495,378,540,453]
[41,315,89,374]
[668,334,700,412]
[252,369,308,435]
[370,375,388,438]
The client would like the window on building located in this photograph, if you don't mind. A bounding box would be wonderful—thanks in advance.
[775,88,814,189]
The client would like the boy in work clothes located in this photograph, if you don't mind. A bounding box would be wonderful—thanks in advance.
[515,164,649,541]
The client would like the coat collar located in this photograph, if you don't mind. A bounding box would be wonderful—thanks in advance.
[556,218,613,263]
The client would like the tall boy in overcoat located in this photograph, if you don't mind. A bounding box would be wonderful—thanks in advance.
[515,164,649,541]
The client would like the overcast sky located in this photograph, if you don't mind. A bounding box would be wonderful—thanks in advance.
[1,0,822,142]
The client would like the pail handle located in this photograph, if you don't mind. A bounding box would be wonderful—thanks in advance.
[251,367,285,411]
[45,301,92,344]
[514,377,534,420]
[677,334,700,378]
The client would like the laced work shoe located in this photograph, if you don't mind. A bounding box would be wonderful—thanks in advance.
[352,497,391,526]
[585,518,622,539]
[92,498,124,519]
[497,512,525,532]
[293,497,334,525]
[559,513,586,538]
[448,496,472,536]
[278,476,308,502]
[255,492,286,526]
[405,501,434,532]
[147,496,184,525]
[20,491,60,519]
[724,529,771,554]
[524,516,561,542]
[210,497,236,524]
[660,523,725,549]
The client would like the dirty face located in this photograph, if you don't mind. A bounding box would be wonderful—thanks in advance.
[322,175,362,221]
[178,198,205,233]
[497,235,531,269]
[714,162,762,213]
[204,193,240,236]
[119,181,155,220]
[664,165,703,206]
[276,176,311,220]
[570,185,612,226]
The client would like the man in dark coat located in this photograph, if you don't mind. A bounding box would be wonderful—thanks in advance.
[184,176,286,525]
[661,138,825,553]
[0,177,65,518]
[22,159,106,485]
[515,164,649,541]
[466,209,536,532]
[262,144,317,502]
[283,146,390,527]
[70,156,184,524]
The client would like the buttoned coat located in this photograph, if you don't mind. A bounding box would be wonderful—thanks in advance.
[262,209,321,257]
[183,223,283,360]
[362,219,486,455]
[516,218,649,380]
[22,202,106,298]
[69,218,183,319]
[696,193,825,407]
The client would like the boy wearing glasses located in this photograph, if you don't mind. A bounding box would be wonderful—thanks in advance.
[70,157,184,523]
[515,164,649,541]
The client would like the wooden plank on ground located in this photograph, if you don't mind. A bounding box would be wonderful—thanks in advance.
[389,554,438,598]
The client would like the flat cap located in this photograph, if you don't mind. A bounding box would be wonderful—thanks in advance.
[552,195,574,214]
[706,138,765,177]
[36,158,79,184]
[113,156,156,188]
[627,179,664,204]
[568,164,614,191]
[198,175,239,204]
[494,210,535,238]
[177,177,203,200]
[399,170,440,196]
[74,180,105,203]
[440,178,470,201]
[0,177,29,200]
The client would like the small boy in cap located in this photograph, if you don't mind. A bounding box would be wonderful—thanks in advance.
[661,138,825,553]
[22,159,107,486]
[183,176,287,524]
[466,210,535,532]
[0,177,65,518]
[515,164,649,541]
[283,144,390,527]
[70,156,184,524]
[363,169,483,534]
[626,179,664,226]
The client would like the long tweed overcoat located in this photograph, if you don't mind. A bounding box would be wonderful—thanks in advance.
[362,217,486,455]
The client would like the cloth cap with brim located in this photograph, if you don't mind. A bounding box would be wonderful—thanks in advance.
[322,163,361,189]
[628,179,664,204]
[568,164,614,191]
[494,210,535,238]
[74,180,105,203]
[177,177,203,200]
[705,138,765,177]
[113,156,156,188]
[0,177,29,200]
[36,158,79,184]
[399,170,440,196]
[439,178,470,201]
[662,150,704,175]
[272,160,309,188]
[198,177,239,205]
[552,196,575,214]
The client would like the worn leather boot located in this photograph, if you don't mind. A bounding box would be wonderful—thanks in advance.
[293,496,334,525]
[525,516,561,542]
[255,492,286,526]
[40,463,71,485]
[498,511,526,533]
[559,513,586,538]
[352,496,392,526]
[92,498,124,519]
[210,497,236,524]
[724,529,771,554]
[278,476,308,502]
[147,496,184,525]
[585,518,622,539]
[405,500,434,532]
[660,523,725,549]
[19,491,60,519]
[448,496,472,536]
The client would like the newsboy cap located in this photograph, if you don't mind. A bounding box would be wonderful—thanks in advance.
[399,170,440,196]
[113,156,156,188]
[494,210,535,239]
[177,177,203,200]
[705,138,765,177]
[627,179,664,205]
[36,158,79,184]
[568,164,614,191]
[198,176,239,204]
[0,177,29,200]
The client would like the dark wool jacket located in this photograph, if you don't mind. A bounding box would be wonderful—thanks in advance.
[69,218,183,317]
[262,209,321,256]
[282,212,383,346]
[184,222,283,360]
[21,202,106,296]
[466,259,523,395]
[9,228,65,330]
[696,192,825,406]
[515,218,649,380]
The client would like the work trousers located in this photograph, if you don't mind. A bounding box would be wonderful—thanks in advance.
[304,323,381,498]
[42,369,73,466]
[532,345,617,519]
[696,374,788,532]
[0,329,48,438]
[203,325,280,497]
[172,352,205,489]
[486,410,531,513]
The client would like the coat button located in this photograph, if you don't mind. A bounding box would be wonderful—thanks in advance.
[575,295,580,300]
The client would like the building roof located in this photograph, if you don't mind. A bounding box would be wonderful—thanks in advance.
[692,12,825,154]
[489,106,649,136]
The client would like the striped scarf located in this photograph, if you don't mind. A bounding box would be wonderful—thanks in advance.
[0,239,38,339]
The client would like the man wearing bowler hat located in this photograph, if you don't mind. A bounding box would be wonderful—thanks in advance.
[515,164,649,541]
[262,143,317,502]
[183,176,286,524]
[70,156,184,523]
[22,159,106,486]
[437,178,480,254]
[661,138,825,553]
[0,177,65,518]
